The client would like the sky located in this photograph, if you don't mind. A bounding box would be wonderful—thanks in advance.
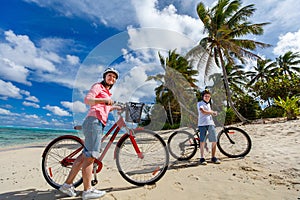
[0,0,299,129]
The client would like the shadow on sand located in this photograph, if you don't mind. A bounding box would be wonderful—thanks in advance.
[0,185,142,200]
[168,156,246,171]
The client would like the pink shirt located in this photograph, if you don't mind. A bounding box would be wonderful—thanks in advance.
[84,83,112,126]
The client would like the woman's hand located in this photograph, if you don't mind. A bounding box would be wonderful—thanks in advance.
[104,98,114,105]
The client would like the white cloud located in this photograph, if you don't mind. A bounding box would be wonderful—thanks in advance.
[127,28,196,56]
[0,108,14,115]
[0,79,40,102]
[0,58,31,85]
[1,30,57,72]
[131,0,203,42]
[0,30,81,89]
[0,80,22,100]
[23,0,300,61]
[66,55,80,65]
[61,100,87,113]
[43,105,71,116]
[23,101,40,108]
[25,95,39,103]
[273,29,300,56]
[113,64,159,103]
[25,0,137,29]
[25,114,39,119]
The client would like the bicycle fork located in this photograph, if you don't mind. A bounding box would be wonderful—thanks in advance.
[224,130,235,144]
[129,134,144,159]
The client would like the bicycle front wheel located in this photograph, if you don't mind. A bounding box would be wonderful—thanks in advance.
[115,129,169,186]
[217,127,252,158]
[167,130,197,161]
[41,135,84,189]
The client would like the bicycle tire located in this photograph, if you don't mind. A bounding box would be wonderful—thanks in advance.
[41,135,84,189]
[115,129,169,186]
[167,130,197,161]
[217,127,252,158]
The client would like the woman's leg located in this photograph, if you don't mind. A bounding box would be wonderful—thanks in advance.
[82,155,95,191]
[65,154,84,185]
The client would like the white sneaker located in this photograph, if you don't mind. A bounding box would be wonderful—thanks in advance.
[82,187,106,200]
[59,183,77,197]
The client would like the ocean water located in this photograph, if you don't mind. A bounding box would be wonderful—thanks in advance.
[0,126,81,148]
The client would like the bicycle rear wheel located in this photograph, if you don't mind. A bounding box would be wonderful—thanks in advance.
[217,127,252,158]
[167,130,197,161]
[41,135,84,189]
[115,129,169,186]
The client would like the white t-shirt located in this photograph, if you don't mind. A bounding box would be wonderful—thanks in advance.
[197,101,215,126]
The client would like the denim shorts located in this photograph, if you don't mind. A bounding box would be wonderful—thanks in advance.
[198,125,217,142]
[82,116,103,158]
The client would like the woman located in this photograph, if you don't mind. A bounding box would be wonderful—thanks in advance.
[59,67,120,200]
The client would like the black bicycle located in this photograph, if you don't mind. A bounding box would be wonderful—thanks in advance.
[167,126,252,161]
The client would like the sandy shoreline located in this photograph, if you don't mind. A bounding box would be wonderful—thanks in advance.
[0,119,299,199]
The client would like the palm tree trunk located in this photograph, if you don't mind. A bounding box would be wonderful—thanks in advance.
[218,49,249,123]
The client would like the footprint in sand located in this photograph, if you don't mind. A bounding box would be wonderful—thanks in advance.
[188,174,199,181]
[174,181,183,191]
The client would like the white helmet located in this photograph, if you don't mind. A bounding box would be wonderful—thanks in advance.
[103,67,119,80]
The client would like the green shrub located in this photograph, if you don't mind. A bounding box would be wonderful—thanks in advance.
[162,123,180,130]
[259,106,284,118]
[224,107,238,125]
[274,96,300,120]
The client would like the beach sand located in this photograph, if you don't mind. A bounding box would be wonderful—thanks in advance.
[0,118,299,200]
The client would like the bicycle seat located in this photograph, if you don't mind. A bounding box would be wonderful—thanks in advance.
[74,125,82,130]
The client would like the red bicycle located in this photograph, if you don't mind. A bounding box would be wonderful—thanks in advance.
[41,102,169,188]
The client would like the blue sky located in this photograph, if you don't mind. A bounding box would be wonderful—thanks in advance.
[0,0,299,129]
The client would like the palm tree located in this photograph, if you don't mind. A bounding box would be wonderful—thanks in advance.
[208,63,248,101]
[226,63,248,95]
[246,58,276,86]
[147,50,199,127]
[276,51,300,77]
[186,0,271,123]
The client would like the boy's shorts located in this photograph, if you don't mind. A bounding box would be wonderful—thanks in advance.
[198,125,217,142]
[82,116,103,158]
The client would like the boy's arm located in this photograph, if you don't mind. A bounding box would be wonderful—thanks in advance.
[200,107,217,116]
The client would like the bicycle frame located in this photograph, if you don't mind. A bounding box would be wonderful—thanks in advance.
[86,112,143,173]
[57,111,144,174]
[193,126,234,145]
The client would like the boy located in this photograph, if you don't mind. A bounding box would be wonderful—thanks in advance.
[197,89,221,165]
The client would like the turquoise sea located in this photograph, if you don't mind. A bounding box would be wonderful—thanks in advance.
[0,126,81,148]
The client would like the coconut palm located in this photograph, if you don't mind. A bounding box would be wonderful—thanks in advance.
[186,0,271,123]
[209,63,248,99]
[276,51,300,77]
[226,63,248,94]
[246,58,276,86]
[147,50,199,127]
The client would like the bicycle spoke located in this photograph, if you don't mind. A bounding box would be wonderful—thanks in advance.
[116,130,169,186]
[42,136,84,189]
[167,130,197,161]
[217,127,251,158]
